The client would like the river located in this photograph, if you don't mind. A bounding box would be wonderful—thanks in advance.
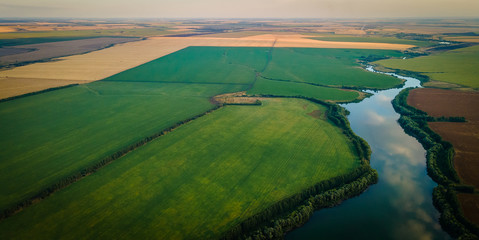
[286,67,451,239]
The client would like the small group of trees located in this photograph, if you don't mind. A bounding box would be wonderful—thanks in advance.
[392,88,478,239]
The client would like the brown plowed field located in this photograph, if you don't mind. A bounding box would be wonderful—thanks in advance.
[408,88,479,225]
[458,193,479,226]
[407,88,479,120]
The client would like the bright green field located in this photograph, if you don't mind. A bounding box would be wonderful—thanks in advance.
[0,81,244,210]
[249,78,359,101]
[0,98,360,239]
[310,35,433,47]
[103,47,268,84]
[262,48,404,89]
[0,46,406,212]
[376,45,479,89]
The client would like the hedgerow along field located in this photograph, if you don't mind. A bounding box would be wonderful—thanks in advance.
[0,98,361,239]
[248,77,360,102]
[0,46,407,235]
[0,81,245,211]
[376,45,479,89]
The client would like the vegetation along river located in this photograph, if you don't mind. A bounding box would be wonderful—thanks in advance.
[286,67,451,239]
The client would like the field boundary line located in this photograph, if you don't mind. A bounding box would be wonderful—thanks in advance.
[0,83,79,102]
[0,104,227,221]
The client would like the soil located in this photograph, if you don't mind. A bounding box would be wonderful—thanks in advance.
[0,37,139,65]
[408,88,479,225]
[408,88,479,119]
[457,193,479,226]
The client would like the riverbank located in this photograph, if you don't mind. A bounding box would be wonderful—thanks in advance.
[286,68,450,239]
[392,88,479,239]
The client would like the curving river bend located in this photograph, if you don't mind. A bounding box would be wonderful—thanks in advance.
[286,67,451,239]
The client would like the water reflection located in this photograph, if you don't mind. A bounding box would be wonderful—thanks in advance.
[286,67,450,239]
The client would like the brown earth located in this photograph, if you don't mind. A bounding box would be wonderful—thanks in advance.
[458,193,479,226]
[0,22,147,33]
[407,88,479,120]
[408,88,479,225]
[211,91,264,105]
[429,122,479,188]
[0,37,139,66]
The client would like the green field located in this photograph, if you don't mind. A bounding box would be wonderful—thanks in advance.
[310,35,433,47]
[0,81,244,210]
[249,78,360,101]
[261,48,404,89]
[0,98,360,239]
[106,47,405,90]
[0,46,401,238]
[0,46,408,212]
[375,45,479,89]
[103,46,268,84]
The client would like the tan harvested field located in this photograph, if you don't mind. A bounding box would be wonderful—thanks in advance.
[443,36,479,43]
[0,34,413,99]
[0,26,16,33]
[0,22,148,33]
[0,37,139,66]
[407,88,479,225]
[0,77,87,99]
[188,34,414,49]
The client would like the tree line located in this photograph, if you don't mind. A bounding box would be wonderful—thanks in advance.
[0,84,79,103]
[220,95,376,239]
[392,88,478,239]
[222,168,378,240]
[0,104,223,221]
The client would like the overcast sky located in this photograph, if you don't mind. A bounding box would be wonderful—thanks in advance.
[1,0,478,18]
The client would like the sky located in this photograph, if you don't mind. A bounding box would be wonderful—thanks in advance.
[0,0,478,19]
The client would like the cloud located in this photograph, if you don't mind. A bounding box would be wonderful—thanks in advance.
[364,110,386,125]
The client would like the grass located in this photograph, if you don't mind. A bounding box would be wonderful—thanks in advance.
[103,46,268,84]
[375,45,479,89]
[262,48,404,89]
[0,46,400,237]
[0,81,244,211]
[0,98,360,239]
[0,46,406,212]
[310,35,434,47]
[249,78,360,102]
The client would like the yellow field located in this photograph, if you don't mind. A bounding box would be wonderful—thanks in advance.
[0,78,88,99]
[0,34,414,99]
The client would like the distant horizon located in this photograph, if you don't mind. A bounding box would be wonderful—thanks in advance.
[1,0,479,19]
[1,17,479,21]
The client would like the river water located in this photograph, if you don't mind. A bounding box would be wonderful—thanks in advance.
[286,67,451,240]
